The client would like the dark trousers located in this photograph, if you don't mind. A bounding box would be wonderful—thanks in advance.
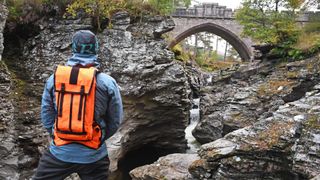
[33,150,109,180]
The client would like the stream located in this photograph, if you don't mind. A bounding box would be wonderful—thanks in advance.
[185,98,201,153]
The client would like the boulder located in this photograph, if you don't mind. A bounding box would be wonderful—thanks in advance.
[0,4,8,61]
[101,12,190,179]
[193,57,320,144]
[0,5,20,179]
[130,153,199,180]
[0,61,18,180]
[189,79,320,179]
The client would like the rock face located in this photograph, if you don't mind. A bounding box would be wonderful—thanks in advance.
[189,63,320,179]
[0,14,94,180]
[0,4,7,60]
[4,11,190,179]
[0,61,17,180]
[0,5,19,179]
[130,153,199,180]
[22,18,93,82]
[193,58,320,144]
[0,4,49,178]
[101,12,190,179]
[3,3,319,179]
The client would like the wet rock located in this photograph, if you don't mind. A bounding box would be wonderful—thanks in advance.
[102,12,190,178]
[130,153,199,180]
[192,112,223,144]
[111,11,130,30]
[193,57,320,144]
[311,174,320,180]
[0,5,20,180]
[185,65,207,98]
[189,81,320,179]
[23,18,94,82]
[0,4,8,61]
[153,17,175,38]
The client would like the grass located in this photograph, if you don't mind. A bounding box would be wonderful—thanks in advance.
[257,80,295,97]
[239,121,294,151]
[205,60,240,71]
[286,71,299,79]
[294,32,320,51]
[254,121,294,150]
[172,44,192,62]
[305,115,320,130]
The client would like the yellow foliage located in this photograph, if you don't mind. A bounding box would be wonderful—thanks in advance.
[66,0,127,31]
[294,32,320,51]
[306,115,320,129]
[286,71,299,78]
[257,79,295,97]
[205,61,241,72]
[172,44,191,62]
[254,121,294,150]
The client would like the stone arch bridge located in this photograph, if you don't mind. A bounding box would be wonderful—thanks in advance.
[168,3,316,61]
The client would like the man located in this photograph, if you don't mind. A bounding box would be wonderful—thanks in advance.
[33,30,123,180]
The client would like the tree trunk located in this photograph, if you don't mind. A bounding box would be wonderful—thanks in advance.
[215,36,219,54]
[224,42,228,61]
[97,15,101,32]
[95,1,101,32]
[195,34,198,58]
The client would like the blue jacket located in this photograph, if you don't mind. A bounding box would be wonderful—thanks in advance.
[41,53,123,164]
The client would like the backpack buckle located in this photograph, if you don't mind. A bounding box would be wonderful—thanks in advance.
[80,85,85,95]
[61,83,65,92]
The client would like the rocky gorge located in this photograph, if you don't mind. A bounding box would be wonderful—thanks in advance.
[0,2,319,180]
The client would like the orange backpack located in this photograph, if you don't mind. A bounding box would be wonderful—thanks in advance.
[53,65,102,149]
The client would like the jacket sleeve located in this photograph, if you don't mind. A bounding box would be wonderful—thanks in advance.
[41,75,56,135]
[105,80,123,139]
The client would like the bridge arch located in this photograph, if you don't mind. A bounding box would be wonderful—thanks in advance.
[169,23,252,61]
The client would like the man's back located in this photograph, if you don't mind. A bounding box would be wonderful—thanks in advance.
[41,71,122,163]
[33,30,123,180]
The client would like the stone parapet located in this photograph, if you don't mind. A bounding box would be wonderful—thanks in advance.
[172,3,319,22]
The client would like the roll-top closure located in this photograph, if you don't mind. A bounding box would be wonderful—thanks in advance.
[55,65,96,94]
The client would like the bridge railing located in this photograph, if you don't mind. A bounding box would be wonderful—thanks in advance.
[172,3,235,19]
[172,3,320,22]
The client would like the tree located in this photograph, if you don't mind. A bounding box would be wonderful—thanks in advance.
[66,0,126,31]
[227,47,241,61]
[148,0,191,14]
[224,42,228,61]
[66,0,191,31]
[236,0,302,48]
[303,0,320,9]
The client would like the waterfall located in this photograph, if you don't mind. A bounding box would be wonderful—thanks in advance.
[185,98,201,153]
[206,74,213,84]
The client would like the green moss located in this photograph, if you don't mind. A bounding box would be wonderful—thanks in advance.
[0,60,7,70]
[257,80,295,97]
[1,57,29,100]
[172,44,191,62]
[305,115,320,129]
[286,71,299,79]
[246,122,294,150]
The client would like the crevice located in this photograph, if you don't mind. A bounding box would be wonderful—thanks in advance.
[2,22,42,178]
[117,143,179,180]
[215,151,308,180]
[282,79,320,103]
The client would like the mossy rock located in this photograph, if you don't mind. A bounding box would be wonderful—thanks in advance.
[305,115,320,130]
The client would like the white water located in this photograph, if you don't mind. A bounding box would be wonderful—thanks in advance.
[185,98,201,153]
[206,74,213,84]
